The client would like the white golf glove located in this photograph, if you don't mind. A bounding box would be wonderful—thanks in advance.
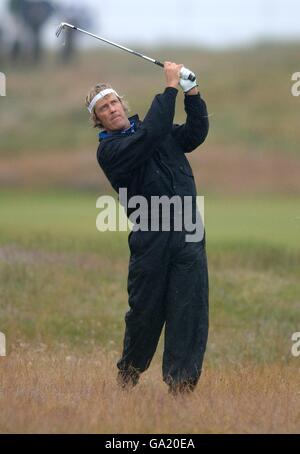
[179,67,198,93]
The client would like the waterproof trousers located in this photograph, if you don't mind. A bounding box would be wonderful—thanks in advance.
[117,228,209,389]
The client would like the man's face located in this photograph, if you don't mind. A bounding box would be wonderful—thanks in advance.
[94,93,130,133]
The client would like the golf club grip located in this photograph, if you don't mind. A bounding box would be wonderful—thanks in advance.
[155,61,196,81]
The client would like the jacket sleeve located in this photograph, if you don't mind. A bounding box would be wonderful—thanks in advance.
[172,93,209,153]
[97,87,178,177]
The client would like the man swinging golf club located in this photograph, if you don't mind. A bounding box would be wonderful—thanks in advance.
[86,62,209,395]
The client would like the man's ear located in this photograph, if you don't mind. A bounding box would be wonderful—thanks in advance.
[93,112,102,129]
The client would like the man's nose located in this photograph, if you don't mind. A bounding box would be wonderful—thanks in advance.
[109,104,116,113]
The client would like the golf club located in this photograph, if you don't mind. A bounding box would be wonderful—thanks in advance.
[55,22,196,82]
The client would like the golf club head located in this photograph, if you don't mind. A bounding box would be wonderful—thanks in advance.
[55,22,76,38]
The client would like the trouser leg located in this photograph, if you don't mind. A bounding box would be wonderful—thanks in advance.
[163,231,209,391]
[117,231,171,381]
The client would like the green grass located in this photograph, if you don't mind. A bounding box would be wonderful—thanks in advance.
[205,194,300,251]
[0,189,299,252]
[0,189,299,365]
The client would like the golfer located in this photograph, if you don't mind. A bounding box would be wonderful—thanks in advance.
[86,62,209,395]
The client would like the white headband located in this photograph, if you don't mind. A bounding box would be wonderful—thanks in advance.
[88,88,119,113]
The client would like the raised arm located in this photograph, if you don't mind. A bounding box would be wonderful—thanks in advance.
[173,71,209,153]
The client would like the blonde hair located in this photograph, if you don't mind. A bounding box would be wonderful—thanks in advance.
[85,83,130,130]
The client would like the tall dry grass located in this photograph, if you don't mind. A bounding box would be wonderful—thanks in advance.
[0,349,299,434]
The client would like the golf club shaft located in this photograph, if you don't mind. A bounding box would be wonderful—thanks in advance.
[74,25,163,65]
[60,24,195,81]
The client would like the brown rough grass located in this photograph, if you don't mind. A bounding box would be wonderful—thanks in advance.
[0,349,299,434]
[1,146,300,194]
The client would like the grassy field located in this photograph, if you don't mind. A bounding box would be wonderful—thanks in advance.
[0,190,299,433]
[0,189,299,252]
[0,191,299,360]
[1,352,299,434]
[1,43,300,433]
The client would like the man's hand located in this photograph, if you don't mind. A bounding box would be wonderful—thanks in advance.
[164,61,183,89]
[164,62,199,94]
[179,67,198,94]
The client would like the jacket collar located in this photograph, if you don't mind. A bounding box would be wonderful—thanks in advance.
[99,114,140,141]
